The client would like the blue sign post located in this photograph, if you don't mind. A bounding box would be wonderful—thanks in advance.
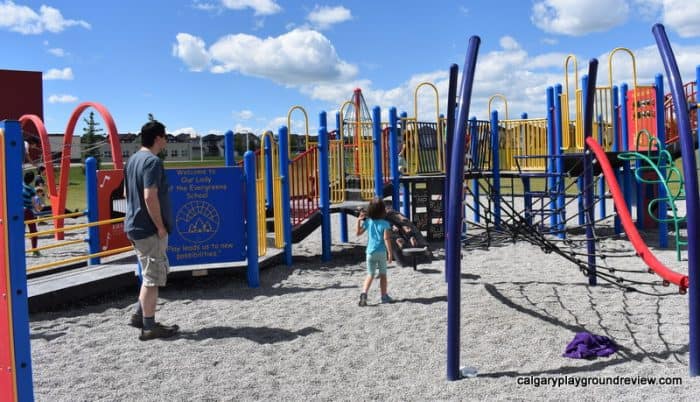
[166,167,246,265]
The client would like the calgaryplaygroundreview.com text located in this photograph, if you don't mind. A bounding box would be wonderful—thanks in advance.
[516,375,683,387]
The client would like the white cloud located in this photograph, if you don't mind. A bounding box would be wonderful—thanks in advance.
[47,47,66,57]
[297,37,700,128]
[236,110,254,120]
[659,3,700,38]
[531,0,629,35]
[48,94,78,103]
[43,67,73,80]
[174,29,357,85]
[193,1,218,11]
[173,127,199,137]
[307,6,352,29]
[499,36,520,50]
[221,0,281,16]
[0,1,90,35]
[263,117,288,133]
[172,33,211,71]
[233,123,256,133]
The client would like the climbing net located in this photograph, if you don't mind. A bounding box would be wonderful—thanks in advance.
[459,158,687,297]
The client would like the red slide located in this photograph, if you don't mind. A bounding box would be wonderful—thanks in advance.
[585,137,689,290]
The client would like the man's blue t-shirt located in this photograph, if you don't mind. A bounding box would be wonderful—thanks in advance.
[124,150,173,240]
[363,218,391,255]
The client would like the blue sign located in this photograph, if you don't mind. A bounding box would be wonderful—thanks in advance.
[166,167,246,265]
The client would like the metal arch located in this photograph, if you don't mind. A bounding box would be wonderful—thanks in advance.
[488,94,509,121]
[414,81,445,171]
[564,54,579,95]
[608,47,640,138]
[413,81,441,123]
[608,47,639,90]
[18,115,56,199]
[286,105,310,153]
[34,102,121,241]
[338,100,354,142]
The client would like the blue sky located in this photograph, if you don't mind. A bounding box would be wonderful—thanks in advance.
[2,0,700,137]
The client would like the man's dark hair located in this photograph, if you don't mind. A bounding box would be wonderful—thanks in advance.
[366,197,387,220]
[23,171,35,185]
[37,165,45,174]
[140,120,166,148]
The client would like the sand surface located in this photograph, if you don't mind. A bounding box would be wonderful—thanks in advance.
[25,208,700,401]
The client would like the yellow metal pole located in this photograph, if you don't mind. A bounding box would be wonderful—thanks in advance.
[27,245,134,273]
[25,217,124,238]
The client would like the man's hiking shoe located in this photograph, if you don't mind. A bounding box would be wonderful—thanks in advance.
[381,294,394,304]
[139,323,179,341]
[129,314,143,329]
[358,293,368,307]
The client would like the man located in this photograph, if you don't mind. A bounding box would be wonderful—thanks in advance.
[124,120,178,340]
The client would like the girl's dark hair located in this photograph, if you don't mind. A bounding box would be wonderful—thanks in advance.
[366,198,386,220]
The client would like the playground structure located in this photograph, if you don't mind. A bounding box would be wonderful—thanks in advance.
[1,21,700,400]
[444,25,700,380]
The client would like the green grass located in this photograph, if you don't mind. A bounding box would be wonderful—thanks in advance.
[61,159,227,211]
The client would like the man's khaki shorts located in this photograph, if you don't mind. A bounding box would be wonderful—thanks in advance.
[132,234,170,287]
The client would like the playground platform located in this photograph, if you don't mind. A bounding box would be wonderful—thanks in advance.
[26,248,286,312]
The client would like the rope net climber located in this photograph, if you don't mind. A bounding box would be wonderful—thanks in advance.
[458,148,688,297]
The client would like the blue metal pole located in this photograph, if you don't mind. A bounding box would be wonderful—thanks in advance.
[224,130,234,166]
[278,126,293,265]
[548,87,561,232]
[244,150,260,287]
[620,83,640,227]
[337,111,349,243]
[264,134,273,210]
[86,157,100,265]
[400,111,411,218]
[470,118,480,223]
[583,67,598,287]
[554,84,565,235]
[490,110,501,229]
[446,63,459,221]
[372,106,383,198]
[447,35,480,381]
[612,85,622,234]
[653,23,700,376]
[655,74,668,248]
[1,121,34,400]
[389,108,400,211]
[319,112,331,261]
[597,115,606,221]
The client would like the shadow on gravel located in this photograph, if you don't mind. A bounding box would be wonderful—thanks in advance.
[172,325,322,343]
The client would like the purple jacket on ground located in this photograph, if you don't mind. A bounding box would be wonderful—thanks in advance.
[563,332,618,359]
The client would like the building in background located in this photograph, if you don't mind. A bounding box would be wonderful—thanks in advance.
[0,69,44,164]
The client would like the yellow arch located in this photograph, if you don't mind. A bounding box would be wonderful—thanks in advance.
[413,81,444,171]
[286,105,310,154]
[562,54,580,150]
[564,54,579,96]
[488,94,509,120]
[608,47,640,142]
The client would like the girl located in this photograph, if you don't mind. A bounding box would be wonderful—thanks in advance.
[356,198,394,306]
